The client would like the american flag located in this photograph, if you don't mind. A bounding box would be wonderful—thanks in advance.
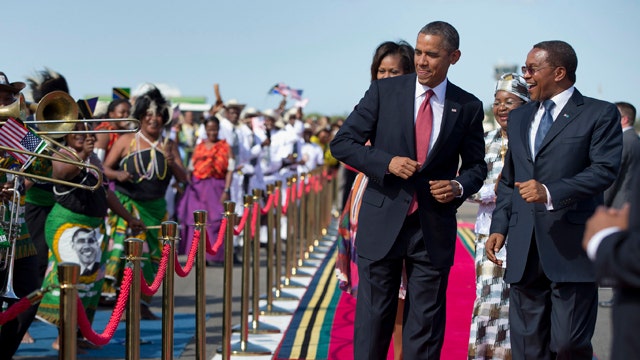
[269,83,304,100]
[0,117,47,164]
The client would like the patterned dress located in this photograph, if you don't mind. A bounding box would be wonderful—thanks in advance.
[102,136,172,302]
[37,153,108,326]
[176,140,230,261]
[335,172,407,299]
[468,129,511,359]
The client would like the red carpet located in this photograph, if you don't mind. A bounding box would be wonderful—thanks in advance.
[327,225,476,359]
[442,223,476,359]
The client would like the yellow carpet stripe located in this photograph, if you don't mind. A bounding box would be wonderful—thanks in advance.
[289,251,338,358]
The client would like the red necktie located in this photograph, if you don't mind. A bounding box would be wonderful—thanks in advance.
[408,89,434,214]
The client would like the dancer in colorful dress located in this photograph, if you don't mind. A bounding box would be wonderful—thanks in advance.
[37,123,144,349]
[177,116,233,266]
[101,86,187,319]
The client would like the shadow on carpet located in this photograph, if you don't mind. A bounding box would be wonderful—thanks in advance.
[16,311,200,359]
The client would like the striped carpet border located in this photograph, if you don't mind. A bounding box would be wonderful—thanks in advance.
[274,242,340,360]
[457,222,476,257]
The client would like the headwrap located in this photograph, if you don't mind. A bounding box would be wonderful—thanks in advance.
[131,86,170,126]
[495,73,530,102]
[27,68,69,102]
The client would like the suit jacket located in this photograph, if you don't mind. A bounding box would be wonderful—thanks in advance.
[330,74,486,267]
[596,153,640,359]
[490,89,621,283]
[604,128,640,209]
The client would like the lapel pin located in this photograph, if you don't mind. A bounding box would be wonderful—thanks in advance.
[563,113,569,118]
[451,108,457,113]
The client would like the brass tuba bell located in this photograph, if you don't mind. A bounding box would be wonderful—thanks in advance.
[0,94,27,120]
[34,90,79,138]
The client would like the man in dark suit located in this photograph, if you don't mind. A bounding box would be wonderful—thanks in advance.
[599,102,640,307]
[486,41,622,359]
[331,21,486,359]
[604,102,640,210]
[583,150,640,359]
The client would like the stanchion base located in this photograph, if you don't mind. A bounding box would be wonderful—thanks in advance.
[232,320,281,334]
[218,341,273,356]
[308,252,325,260]
[282,278,307,288]
[262,289,300,301]
[291,268,313,278]
[259,303,294,315]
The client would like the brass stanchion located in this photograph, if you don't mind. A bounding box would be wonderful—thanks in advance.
[296,173,313,276]
[298,172,307,264]
[161,221,178,360]
[315,170,332,250]
[260,184,293,314]
[217,202,236,360]
[193,210,207,360]
[125,238,144,360]
[247,189,280,332]
[273,180,301,297]
[283,177,306,288]
[230,195,271,355]
[58,262,79,360]
[287,176,299,276]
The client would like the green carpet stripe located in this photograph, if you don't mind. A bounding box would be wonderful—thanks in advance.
[275,243,339,359]
[299,252,338,358]
[457,226,476,257]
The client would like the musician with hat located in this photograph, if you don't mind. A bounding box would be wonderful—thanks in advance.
[0,71,41,360]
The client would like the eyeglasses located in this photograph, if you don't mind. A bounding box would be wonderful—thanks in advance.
[521,65,552,76]
[492,100,523,109]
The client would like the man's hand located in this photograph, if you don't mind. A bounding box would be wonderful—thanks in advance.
[429,180,460,203]
[387,156,419,179]
[486,233,506,266]
[582,204,630,250]
[515,179,547,203]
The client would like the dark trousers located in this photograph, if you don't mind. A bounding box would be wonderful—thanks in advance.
[509,238,597,359]
[0,255,40,360]
[354,213,450,360]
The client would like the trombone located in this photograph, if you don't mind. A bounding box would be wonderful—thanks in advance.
[0,180,21,300]
[0,146,103,191]
[0,91,140,138]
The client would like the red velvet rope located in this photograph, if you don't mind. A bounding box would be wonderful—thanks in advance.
[281,186,290,215]
[140,244,170,296]
[207,218,226,255]
[175,229,200,277]
[77,267,133,346]
[0,297,31,325]
[233,208,250,236]
[274,187,281,209]
[251,202,259,238]
[260,193,274,215]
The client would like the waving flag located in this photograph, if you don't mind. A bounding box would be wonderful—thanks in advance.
[0,117,47,164]
[269,83,303,100]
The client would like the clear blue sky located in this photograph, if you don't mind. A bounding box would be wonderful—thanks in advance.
[5,0,639,117]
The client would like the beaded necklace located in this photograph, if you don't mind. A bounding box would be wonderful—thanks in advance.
[130,131,168,183]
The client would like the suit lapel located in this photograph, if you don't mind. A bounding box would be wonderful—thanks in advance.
[401,75,417,160]
[521,105,536,161]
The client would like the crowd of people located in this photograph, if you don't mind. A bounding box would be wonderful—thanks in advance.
[0,69,334,358]
[0,18,637,360]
